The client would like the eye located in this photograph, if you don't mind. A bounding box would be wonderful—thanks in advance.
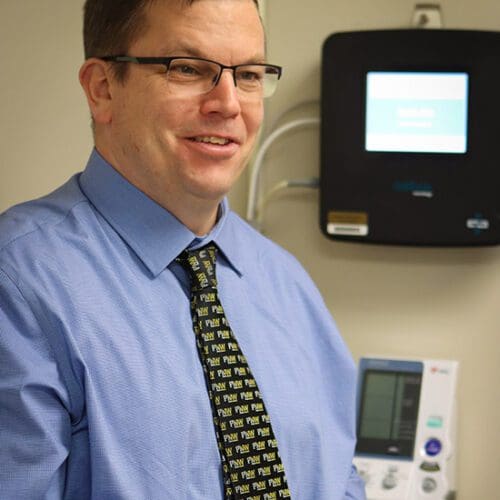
[170,63,201,76]
[238,70,263,82]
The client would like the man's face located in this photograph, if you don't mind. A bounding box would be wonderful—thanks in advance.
[104,0,265,215]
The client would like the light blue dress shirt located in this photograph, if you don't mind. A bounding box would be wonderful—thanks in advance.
[0,149,365,499]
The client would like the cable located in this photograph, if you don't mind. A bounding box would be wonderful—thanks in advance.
[246,117,320,225]
[255,177,319,229]
[268,99,320,132]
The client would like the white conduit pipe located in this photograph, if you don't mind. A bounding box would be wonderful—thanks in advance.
[246,117,320,225]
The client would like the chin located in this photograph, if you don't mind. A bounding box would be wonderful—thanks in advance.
[186,169,242,199]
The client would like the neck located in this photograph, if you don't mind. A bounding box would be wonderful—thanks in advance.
[167,194,220,236]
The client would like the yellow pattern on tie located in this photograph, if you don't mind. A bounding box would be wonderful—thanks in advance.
[178,244,291,500]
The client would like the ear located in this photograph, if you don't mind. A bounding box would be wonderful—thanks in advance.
[79,58,113,125]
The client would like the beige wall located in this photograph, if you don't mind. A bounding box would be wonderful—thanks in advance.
[0,1,498,499]
[0,1,92,211]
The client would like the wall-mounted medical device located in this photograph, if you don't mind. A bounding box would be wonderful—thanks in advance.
[320,29,500,245]
[353,357,458,500]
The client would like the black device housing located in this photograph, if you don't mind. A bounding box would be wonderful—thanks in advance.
[320,29,500,246]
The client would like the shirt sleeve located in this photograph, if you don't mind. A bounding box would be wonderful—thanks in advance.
[0,267,71,499]
[344,465,367,499]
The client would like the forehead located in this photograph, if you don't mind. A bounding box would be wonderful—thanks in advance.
[133,0,265,62]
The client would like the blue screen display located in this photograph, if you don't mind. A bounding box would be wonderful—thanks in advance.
[365,72,469,154]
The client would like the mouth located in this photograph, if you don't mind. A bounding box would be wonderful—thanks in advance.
[188,135,236,146]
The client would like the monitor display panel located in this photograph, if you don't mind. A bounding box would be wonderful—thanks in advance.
[365,71,469,154]
[356,369,422,457]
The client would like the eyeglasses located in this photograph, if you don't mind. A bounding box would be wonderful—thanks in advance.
[100,55,283,99]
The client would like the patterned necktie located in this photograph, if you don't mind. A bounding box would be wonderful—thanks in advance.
[178,243,291,500]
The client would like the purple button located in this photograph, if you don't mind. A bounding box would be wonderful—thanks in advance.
[425,438,442,457]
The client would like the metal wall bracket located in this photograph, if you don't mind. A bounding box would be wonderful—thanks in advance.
[411,3,443,28]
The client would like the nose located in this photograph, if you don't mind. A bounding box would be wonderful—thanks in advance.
[200,69,241,118]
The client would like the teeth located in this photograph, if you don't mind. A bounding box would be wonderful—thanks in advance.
[193,136,230,145]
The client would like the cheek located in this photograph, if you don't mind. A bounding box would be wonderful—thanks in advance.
[151,98,194,139]
[111,92,152,141]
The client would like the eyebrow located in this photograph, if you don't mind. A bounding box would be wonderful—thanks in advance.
[157,43,266,65]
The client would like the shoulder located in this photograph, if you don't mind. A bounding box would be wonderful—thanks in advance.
[225,211,355,369]
[0,175,87,265]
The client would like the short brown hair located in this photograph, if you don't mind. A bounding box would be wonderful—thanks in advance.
[83,0,260,82]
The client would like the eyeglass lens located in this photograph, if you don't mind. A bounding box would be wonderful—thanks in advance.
[165,58,279,98]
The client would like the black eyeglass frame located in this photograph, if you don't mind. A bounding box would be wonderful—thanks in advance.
[100,55,283,95]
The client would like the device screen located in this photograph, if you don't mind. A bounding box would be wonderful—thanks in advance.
[356,369,422,457]
[365,71,469,154]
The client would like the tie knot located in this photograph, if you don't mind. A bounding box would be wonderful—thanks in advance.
[178,243,218,290]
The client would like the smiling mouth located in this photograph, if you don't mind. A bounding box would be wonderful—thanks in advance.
[189,136,233,146]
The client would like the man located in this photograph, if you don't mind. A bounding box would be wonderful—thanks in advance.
[0,0,365,498]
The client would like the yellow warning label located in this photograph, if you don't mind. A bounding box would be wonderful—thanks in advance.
[328,211,368,225]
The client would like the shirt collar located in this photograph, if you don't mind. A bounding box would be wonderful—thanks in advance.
[79,149,242,278]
